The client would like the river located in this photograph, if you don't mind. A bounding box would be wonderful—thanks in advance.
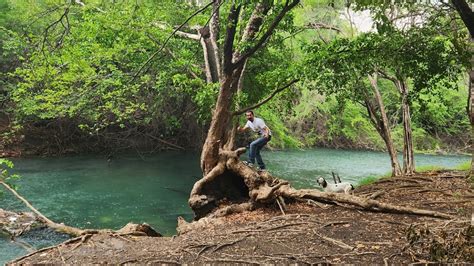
[0,148,469,263]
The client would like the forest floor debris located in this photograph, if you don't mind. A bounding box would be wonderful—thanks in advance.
[8,170,473,264]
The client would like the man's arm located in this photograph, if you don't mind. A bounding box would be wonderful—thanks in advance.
[237,124,249,133]
[262,126,270,138]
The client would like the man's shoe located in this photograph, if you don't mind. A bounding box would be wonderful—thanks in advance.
[243,161,254,168]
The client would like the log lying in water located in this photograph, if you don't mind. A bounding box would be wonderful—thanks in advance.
[0,208,39,237]
[1,181,162,237]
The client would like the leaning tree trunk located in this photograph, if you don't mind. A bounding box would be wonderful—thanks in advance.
[224,2,271,150]
[193,0,300,218]
[467,35,474,178]
[200,73,239,174]
[367,74,402,176]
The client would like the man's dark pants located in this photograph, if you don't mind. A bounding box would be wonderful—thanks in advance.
[248,135,271,169]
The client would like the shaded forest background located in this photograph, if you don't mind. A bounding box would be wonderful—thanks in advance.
[0,0,470,156]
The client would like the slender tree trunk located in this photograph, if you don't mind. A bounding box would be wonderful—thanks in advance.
[397,80,415,175]
[469,47,474,177]
[451,0,474,176]
[367,75,402,176]
[224,60,248,151]
[200,34,214,83]
[210,0,222,81]
[199,27,220,83]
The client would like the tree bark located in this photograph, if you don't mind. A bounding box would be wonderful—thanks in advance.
[367,74,402,176]
[199,26,220,83]
[200,74,238,174]
[397,79,415,175]
[469,46,474,178]
[210,0,222,80]
[195,1,301,217]
[451,0,473,177]
[192,147,454,220]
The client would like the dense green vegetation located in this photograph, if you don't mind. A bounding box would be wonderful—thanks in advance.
[0,0,470,156]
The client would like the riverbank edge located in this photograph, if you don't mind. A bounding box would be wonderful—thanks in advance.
[7,169,472,264]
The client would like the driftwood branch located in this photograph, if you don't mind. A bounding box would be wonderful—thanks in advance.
[232,79,299,116]
[0,181,84,236]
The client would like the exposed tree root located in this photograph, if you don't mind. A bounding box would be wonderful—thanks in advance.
[313,231,354,250]
[280,188,453,219]
[189,147,455,221]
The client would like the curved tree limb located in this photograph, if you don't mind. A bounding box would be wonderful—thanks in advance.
[233,0,300,69]
[232,79,299,116]
[130,1,214,83]
[451,0,474,38]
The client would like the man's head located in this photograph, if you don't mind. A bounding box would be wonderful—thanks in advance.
[245,110,254,122]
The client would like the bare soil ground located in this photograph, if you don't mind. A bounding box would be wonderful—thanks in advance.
[9,170,473,264]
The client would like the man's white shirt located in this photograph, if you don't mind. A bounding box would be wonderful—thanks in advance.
[245,118,271,136]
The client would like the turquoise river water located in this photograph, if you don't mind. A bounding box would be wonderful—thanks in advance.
[0,148,469,263]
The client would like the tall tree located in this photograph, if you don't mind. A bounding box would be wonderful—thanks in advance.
[304,22,469,175]
[174,1,301,218]
[451,0,474,177]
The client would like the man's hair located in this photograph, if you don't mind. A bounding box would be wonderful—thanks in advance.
[246,110,254,115]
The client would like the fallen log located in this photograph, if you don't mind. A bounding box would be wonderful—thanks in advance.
[280,187,453,219]
[1,181,85,236]
[1,181,162,237]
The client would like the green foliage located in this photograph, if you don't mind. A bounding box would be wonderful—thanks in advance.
[357,175,380,186]
[415,165,442,172]
[454,161,471,171]
[0,0,470,154]
[0,159,21,196]
[300,10,470,151]
[257,107,302,149]
[5,1,207,136]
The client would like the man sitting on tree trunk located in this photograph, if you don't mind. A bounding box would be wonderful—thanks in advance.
[237,110,272,171]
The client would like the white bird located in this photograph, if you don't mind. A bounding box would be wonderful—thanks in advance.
[317,177,354,194]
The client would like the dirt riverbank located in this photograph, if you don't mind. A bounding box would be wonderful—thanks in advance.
[8,170,473,264]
